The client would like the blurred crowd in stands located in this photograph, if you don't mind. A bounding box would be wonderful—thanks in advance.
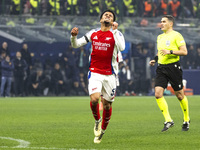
[0,41,199,97]
[0,0,199,18]
[0,42,89,97]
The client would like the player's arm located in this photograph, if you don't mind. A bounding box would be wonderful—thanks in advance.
[70,27,88,48]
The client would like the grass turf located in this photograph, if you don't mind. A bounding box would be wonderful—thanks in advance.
[0,96,200,150]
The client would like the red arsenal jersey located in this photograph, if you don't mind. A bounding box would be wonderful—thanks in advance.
[89,30,115,75]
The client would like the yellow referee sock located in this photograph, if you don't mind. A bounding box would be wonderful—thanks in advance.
[156,97,172,122]
[180,96,190,122]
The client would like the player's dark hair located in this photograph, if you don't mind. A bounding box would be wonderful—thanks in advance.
[163,15,175,25]
[100,10,116,22]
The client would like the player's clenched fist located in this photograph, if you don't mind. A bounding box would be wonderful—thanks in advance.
[71,27,79,36]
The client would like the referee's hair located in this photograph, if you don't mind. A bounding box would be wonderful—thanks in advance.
[163,15,175,25]
[100,10,116,22]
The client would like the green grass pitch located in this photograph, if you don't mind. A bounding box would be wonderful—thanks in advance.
[0,96,200,150]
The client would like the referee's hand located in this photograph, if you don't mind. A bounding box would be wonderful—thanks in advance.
[149,60,156,66]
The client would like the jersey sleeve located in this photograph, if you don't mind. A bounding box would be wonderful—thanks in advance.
[117,51,123,63]
[70,36,87,48]
[113,30,125,51]
[176,33,186,48]
[70,29,94,48]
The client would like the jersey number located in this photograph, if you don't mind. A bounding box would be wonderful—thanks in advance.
[111,88,116,97]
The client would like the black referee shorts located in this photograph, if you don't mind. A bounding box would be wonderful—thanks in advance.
[155,61,183,91]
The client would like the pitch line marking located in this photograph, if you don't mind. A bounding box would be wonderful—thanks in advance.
[0,136,30,148]
[0,136,97,150]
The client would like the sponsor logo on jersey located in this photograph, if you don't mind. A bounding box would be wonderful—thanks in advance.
[93,41,111,51]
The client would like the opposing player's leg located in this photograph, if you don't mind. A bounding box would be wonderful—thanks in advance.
[155,86,174,132]
[174,89,190,131]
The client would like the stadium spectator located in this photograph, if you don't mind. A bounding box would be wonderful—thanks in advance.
[75,46,89,74]
[43,58,52,88]
[143,0,156,17]
[1,55,14,97]
[147,78,155,96]
[182,44,196,69]
[20,43,32,75]
[0,51,7,93]
[65,0,79,15]
[156,0,168,16]
[10,0,21,15]
[194,46,200,69]
[122,0,137,16]
[28,68,50,96]
[20,43,33,95]
[0,42,10,57]
[105,0,119,15]
[47,0,61,15]
[0,51,6,79]
[51,62,65,96]
[120,65,136,96]
[89,0,101,16]
[192,0,199,17]
[149,15,190,132]
[77,0,87,15]
[71,10,125,143]
[183,0,194,17]
[57,45,79,95]
[13,51,28,96]
[133,45,151,94]
[168,0,181,18]
[30,0,41,15]
[78,72,88,95]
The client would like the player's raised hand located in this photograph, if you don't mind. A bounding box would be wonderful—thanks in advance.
[112,22,118,30]
[71,27,79,36]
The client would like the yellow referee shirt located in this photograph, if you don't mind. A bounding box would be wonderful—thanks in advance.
[157,30,186,64]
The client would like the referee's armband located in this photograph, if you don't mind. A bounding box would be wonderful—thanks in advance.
[154,56,158,62]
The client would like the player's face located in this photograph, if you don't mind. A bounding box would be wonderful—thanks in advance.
[100,12,114,25]
[112,22,118,30]
[160,17,173,31]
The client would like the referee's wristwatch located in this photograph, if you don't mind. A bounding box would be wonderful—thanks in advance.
[170,50,173,54]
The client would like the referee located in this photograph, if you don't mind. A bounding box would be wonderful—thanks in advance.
[149,15,190,132]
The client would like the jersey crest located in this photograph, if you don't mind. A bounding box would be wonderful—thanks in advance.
[166,40,170,46]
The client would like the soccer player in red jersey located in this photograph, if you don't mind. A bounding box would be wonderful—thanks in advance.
[70,10,125,143]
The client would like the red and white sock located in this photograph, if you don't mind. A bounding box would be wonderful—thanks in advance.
[102,107,112,130]
[90,101,100,121]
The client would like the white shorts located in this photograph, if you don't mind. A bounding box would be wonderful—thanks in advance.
[88,72,116,102]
